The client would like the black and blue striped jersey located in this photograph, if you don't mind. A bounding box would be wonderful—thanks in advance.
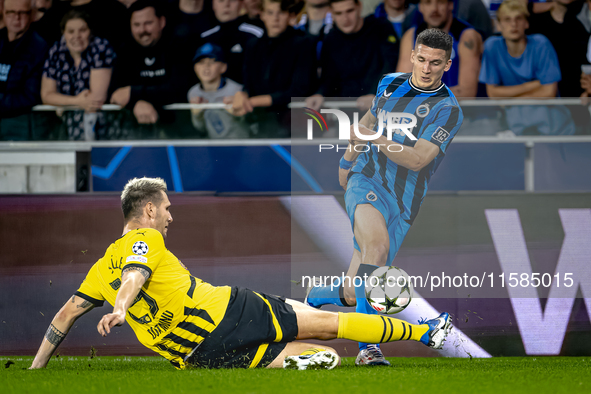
[352,72,463,225]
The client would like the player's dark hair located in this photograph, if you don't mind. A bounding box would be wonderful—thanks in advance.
[329,0,360,6]
[128,0,165,18]
[416,29,453,60]
[60,10,92,34]
[121,177,168,221]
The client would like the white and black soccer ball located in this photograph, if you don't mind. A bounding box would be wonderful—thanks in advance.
[365,266,413,314]
[132,241,149,256]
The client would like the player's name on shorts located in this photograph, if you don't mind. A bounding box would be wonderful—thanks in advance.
[318,144,404,153]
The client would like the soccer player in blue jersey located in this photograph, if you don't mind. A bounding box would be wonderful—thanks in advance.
[305,28,463,366]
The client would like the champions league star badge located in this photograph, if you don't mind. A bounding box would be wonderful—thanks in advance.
[366,191,378,202]
[416,103,430,118]
[132,241,149,256]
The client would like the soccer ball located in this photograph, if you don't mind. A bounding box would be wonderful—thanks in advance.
[365,266,414,314]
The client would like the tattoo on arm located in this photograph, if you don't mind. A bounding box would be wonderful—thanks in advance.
[45,324,66,347]
[122,266,150,281]
[77,300,93,309]
[464,40,475,51]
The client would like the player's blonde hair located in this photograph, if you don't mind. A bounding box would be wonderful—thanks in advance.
[496,0,529,21]
[121,177,168,220]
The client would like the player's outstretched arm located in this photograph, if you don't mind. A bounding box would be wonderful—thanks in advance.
[97,267,148,337]
[350,125,439,172]
[30,295,96,369]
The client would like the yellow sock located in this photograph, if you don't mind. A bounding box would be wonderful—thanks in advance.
[337,312,428,343]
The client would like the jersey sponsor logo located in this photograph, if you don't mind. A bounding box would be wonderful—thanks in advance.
[366,191,378,202]
[140,68,165,78]
[127,255,148,264]
[136,231,146,236]
[144,57,156,66]
[132,241,149,256]
[432,126,450,143]
[383,91,393,98]
[416,104,430,118]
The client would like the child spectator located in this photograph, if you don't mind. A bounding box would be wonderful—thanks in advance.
[188,43,247,138]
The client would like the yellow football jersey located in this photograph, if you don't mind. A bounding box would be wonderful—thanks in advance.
[75,228,231,369]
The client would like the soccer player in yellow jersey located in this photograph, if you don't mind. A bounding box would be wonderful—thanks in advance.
[30,177,452,370]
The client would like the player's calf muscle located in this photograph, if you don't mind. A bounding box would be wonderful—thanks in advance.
[287,300,338,340]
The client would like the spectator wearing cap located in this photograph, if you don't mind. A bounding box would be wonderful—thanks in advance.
[233,0,317,136]
[0,0,48,140]
[109,0,193,125]
[188,43,242,105]
[199,0,264,83]
[40,10,115,140]
[188,43,247,138]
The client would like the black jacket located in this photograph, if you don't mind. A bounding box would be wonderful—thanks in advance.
[318,15,399,97]
[243,27,317,109]
[0,28,48,118]
[200,18,264,83]
[109,34,194,109]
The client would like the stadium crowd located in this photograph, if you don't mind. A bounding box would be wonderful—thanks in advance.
[0,0,590,140]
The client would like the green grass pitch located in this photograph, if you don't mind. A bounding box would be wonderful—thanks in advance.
[3,356,590,394]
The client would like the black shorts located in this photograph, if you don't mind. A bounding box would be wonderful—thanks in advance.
[186,287,299,369]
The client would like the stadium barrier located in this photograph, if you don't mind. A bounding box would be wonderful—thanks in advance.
[1,98,589,193]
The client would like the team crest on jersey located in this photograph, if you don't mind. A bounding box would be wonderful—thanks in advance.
[366,191,378,202]
[432,126,450,143]
[132,241,149,256]
[416,104,430,118]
